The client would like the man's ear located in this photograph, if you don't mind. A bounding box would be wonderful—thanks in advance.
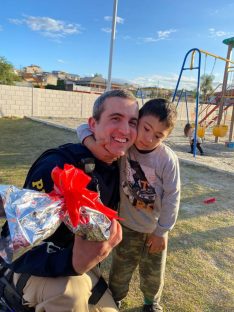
[88,117,96,132]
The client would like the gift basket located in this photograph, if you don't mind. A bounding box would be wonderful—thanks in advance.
[0,164,119,263]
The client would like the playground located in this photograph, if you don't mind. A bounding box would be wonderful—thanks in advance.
[172,37,234,157]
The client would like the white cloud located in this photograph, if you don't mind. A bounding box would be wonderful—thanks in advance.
[8,18,23,25]
[141,29,177,43]
[209,28,234,38]
[131,73,197,90]
[9,16,82,39]
[158,29,177,39]
[101,27,112,33]
[104,16,124,24]
[57,59,65,63]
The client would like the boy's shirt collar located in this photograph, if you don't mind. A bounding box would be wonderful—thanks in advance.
[134,144,157,154]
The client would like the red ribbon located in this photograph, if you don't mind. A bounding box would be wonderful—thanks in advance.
[50,164,118,227]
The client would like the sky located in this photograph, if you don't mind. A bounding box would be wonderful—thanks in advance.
[0,0,234,90]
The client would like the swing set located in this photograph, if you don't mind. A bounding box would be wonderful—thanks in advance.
[172,37,234,156]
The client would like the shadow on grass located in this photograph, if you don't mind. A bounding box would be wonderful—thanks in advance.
[169,225,234,252]
[0,118,77,170]
[121,306,142,312]
[120,306,142,312]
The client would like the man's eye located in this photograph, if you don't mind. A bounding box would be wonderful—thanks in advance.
[111,117,119,121]
[144,127,150,132]
[129,121,137,128]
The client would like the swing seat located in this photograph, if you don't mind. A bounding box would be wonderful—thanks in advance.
[190,124,206,138]
[197,126,206,138]
[213,125,228,137]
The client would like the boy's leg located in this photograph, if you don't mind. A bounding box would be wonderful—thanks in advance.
[196,143,204,155]
[139,240,167,309]
[190,141,194,153]
[14,267,119,312]
[109,226,146,302]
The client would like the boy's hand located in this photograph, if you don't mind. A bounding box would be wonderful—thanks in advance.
[146,233,167,254]
[72,219,122,274]
[83,136,124,163]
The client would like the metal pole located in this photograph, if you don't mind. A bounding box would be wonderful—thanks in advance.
[215,44,232,142]
[106,0,118,91]
[229,104,234,141]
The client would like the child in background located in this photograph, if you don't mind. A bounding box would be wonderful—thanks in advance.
[77,99,180,312]
[184,123,204,155]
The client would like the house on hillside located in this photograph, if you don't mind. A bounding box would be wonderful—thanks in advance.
[23,65,43,74]
[20,72,58,87]
[76,75,126,92]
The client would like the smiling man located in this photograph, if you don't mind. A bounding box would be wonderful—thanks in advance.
[4,89,139,312]
[89,91,139,157]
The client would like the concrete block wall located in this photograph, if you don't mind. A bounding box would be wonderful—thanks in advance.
[0,85,99,118]
[0,85,33,117]
[1,84,229,123]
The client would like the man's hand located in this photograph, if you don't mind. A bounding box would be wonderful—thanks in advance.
[72,219,122,274]
[83,136,124,163]
[146,233,168,254]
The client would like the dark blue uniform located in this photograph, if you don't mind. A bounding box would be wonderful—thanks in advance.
[8,143,119,277]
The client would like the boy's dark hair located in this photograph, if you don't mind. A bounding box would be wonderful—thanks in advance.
[139,98,177,133]
[93,89,137,121]
[184,123,192,137]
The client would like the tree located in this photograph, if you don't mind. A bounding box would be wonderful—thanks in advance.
[200,74,214,102]
[45,79,65,90]
[0,56,21,85]
[94,73,103,77]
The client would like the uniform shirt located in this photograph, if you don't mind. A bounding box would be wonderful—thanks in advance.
[8,143,119,277]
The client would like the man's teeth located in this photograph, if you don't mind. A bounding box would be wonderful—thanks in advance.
[114,138,127,143]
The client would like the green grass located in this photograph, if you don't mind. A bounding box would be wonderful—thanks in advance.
[0,117,77,186]
[1,118,234,312]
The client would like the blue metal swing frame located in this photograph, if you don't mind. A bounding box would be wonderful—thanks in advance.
[172,48,202,157]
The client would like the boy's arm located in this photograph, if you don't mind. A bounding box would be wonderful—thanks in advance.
[77,123,120,163]
[153,154,181,238]
[146,153,180,253]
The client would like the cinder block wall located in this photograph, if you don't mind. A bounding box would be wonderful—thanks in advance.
[0,85,99,118]
[0,85,33,117]
[1,84,226,122]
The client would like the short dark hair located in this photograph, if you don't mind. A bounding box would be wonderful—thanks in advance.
[92,89,137,121]
[139,98,177,133]
[184,123,192,137]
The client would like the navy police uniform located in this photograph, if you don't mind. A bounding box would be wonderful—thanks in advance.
[1,143,119,311]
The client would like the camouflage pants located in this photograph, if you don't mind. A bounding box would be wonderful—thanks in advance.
[109,225,167,303]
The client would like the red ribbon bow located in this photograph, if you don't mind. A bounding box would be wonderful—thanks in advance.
[50,164,118,227]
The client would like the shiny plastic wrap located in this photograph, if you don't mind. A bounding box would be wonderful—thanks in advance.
[64,206,111,241]
[0,185,62,263]
[0,164,119,264]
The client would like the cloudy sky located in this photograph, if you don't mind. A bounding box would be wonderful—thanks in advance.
[1,0,234,89]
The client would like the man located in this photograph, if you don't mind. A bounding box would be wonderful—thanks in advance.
[8,89,139,312]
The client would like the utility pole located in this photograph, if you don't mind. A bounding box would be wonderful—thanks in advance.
[106,0,118,91]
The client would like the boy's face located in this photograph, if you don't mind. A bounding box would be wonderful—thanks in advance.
[89,96,138,157]
[135,115,171,151]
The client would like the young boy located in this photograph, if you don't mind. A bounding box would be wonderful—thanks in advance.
[184,123,204,155]
[77,98,180,312]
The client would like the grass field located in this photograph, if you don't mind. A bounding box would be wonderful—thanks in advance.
[0,118,234,312]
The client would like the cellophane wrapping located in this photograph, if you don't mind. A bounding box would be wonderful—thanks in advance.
[0,164,118,263]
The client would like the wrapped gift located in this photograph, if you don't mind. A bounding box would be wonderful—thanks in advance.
[0,164,119,263]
